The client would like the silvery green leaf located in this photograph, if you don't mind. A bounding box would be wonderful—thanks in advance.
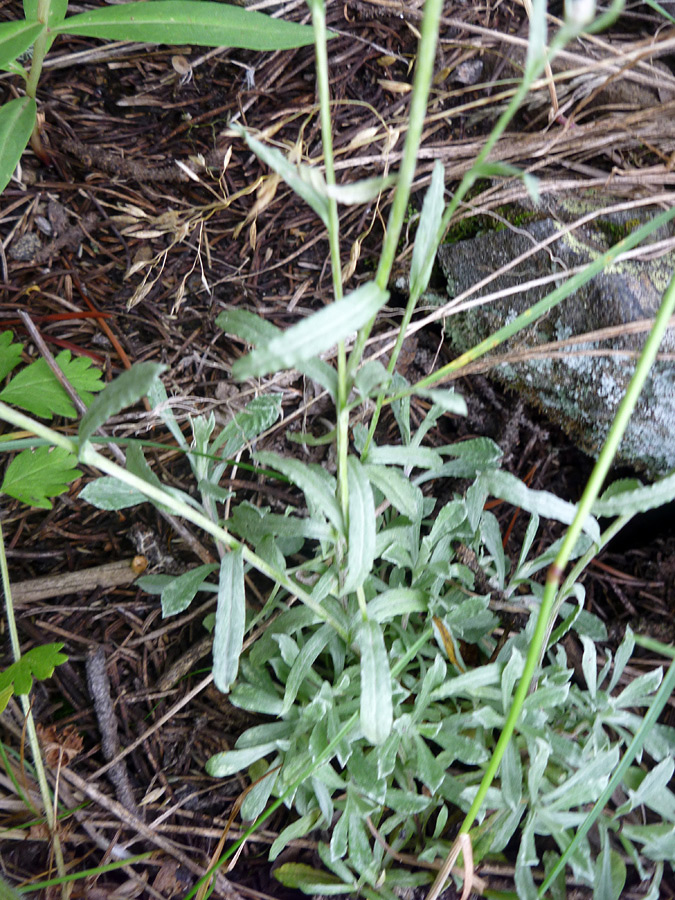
[477,470,600,543]
[353,359,391,398]
[216,308,337,397]
[618,757,675,817]
[515,814,538,900]
[412,733,444,793]
[480,510,505,588]
[206,740,282,777]
[358,618,392,745]
[255,450,344,535]
[581,634,598,698]
[341,456,376,596]
[621,823,675,861]
[324,174,396,205]
[592,472,675,517]
[234,125,329,225]
[500,739,523,812]
[515,514,540,572]
[364,464,423,519]
[270,810,322,861]
[366,444,442,470]
[232,282,388,380]
[415,388,467,416]
[526,737,551,800]
[430,662,501,700]
[79,362,166,447]
[147,379,188,450]
[594,828,626,900]
[281,624,332,714]
[365,588,427,623]
[241,759,279,821]
[544,747,619,811]
[613,667,662,708]
[212,549,246,693]
[160,564,218,617]
[409,160,445,297]
[211,394,282,458]
[608,625,634,692]
[80,476,147,510]
[526,0,547,74]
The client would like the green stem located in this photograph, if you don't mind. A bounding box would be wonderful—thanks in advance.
[0,402,349,642]
[347,0,443,387]
[308,0,350,535]
[0,523,68,898]
[458,270,675,840]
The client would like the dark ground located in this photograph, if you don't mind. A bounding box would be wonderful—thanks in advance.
[1,0,675,897]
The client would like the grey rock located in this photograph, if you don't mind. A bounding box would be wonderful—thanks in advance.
[437,198,675,477]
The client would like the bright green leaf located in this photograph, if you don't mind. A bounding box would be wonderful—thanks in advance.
[0,96,36,194]
[56,1,319,49]
[274,862,350,893]
[0,644,67,704]
[0,331,23,381]
[0,20,43,71]
[1,446,80,509]
[0,350,103,419]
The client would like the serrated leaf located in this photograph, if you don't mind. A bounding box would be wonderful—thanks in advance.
[160,564,218,617]
[0,331,23,381]
[79,476,148,510]
[341,456,376,596]
[56,1,318,49]
[0,644,67,706]
[410,160,445,296]
[79,362,166,446]
[358,618,392,744]
[1,446,80,509]
[212,549,246,694]
[0,96,36,194]
[232,282,389,380]
[0,350,103,419]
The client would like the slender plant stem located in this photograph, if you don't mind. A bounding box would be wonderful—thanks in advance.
[0,402,349,642]
[458,270,675,838]
[0,523,68,897]
[308,0,350,534]
[346,0,443,383]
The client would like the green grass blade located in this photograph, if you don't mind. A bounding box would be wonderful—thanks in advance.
[55,1,318,50]
[0,97,36,194]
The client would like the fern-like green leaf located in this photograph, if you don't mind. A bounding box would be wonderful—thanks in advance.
[0,331,23,381]
[0,644,67,712]
[0,350,103,418]
[1,446,81,508]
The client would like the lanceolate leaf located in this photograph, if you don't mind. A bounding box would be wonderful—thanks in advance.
[1,446,80,509]
[409,160,445,297]
[79,362,166,446]
[0,20,43,70]
[255,450,344,535]
[0,97,36,195]
[55,1,319,50]
[341,457,376,596]
[160,564,218,617]
[358,618,392,745]
[232,282,389,380]
[80,476,148,510]
[213,549,246,694]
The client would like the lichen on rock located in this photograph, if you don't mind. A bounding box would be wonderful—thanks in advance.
[438,195,675,477]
